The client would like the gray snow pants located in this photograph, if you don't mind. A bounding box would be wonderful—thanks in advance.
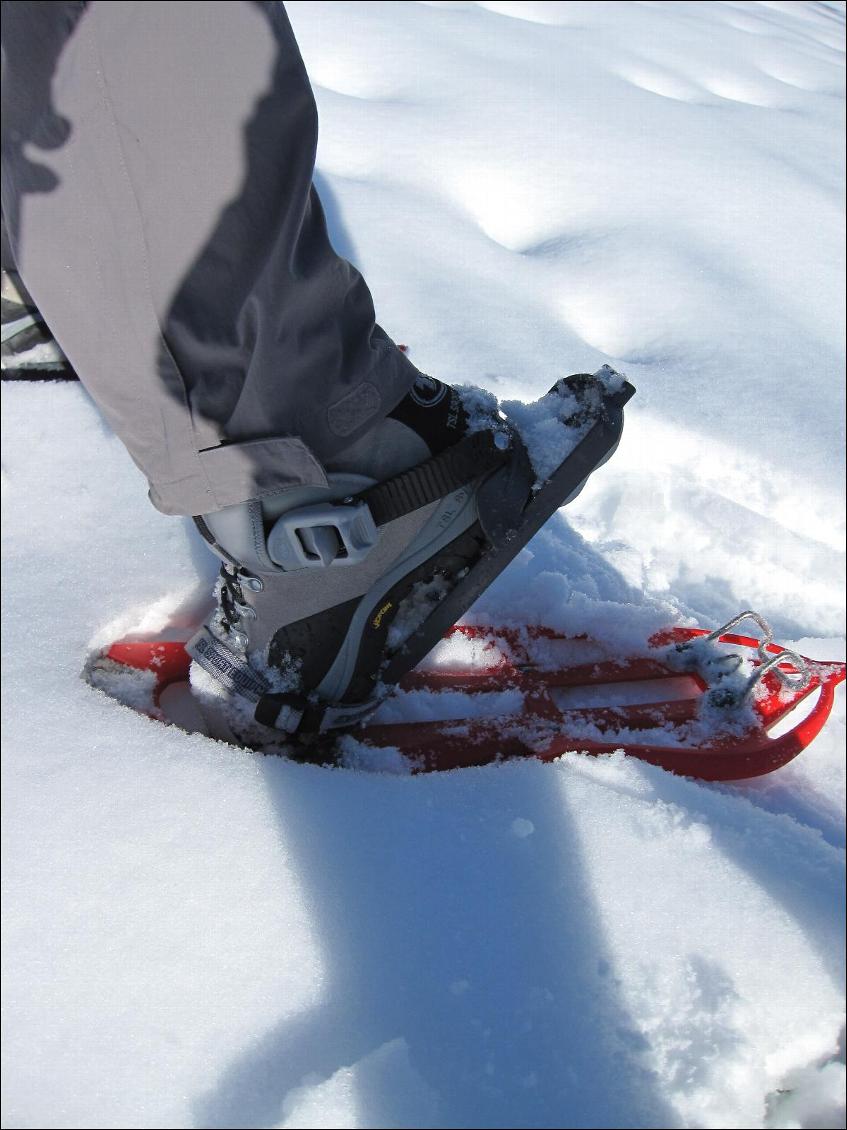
[1,0,418,515]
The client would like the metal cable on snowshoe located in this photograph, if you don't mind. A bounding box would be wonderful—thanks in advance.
[704,610,811,694]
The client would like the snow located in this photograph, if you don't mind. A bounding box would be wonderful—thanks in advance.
[2,2,845,1128]
[385,574,453,651]
[0,337,65,369]
[498,365,627,486]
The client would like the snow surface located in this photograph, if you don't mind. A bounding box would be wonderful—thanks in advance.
[2,2,845,1128]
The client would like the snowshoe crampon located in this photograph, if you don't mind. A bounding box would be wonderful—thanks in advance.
[93,611,844,781]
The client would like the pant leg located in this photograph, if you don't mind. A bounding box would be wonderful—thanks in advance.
[1,0,418,515]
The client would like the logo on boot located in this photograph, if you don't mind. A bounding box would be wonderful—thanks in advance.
[410,374,447,408]
[372,600,394,629]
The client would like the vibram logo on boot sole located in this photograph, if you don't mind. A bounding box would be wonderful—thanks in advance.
[372,601,393,629]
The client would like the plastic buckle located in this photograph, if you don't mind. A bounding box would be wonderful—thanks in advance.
[254,690,309,732]
[267,500,378,570]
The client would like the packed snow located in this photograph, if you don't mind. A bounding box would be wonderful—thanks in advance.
[2,2,845,1129]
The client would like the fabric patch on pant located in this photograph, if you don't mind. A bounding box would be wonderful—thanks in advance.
[190,435,328,515]
[409,374,448,408]
[327,382,381,437]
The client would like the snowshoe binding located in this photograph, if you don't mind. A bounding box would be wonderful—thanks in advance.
[186,367,634,748]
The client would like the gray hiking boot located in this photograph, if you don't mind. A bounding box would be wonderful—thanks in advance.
[187,368,634,748]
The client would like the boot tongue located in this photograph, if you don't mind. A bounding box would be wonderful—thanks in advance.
[387,375,469,455]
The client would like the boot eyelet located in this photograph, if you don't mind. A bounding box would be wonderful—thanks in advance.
[240,574,264,592]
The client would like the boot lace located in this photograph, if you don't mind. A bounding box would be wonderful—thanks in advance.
[218,564,263,650]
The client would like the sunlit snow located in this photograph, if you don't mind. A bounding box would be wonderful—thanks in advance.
[2,3,844,1128]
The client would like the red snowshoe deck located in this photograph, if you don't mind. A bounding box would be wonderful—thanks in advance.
[100,616,844,781]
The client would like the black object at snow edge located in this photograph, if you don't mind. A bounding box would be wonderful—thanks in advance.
[1,369,80,382]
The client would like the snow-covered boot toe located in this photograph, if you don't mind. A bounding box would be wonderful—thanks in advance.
[187,368,634,749]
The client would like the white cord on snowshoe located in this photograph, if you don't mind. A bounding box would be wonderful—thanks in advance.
[705,610,811,694]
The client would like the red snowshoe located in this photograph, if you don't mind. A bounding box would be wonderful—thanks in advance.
[93,610,843,781]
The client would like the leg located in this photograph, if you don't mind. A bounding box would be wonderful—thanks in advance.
[1,0,418,514]
[2,1,634,743]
